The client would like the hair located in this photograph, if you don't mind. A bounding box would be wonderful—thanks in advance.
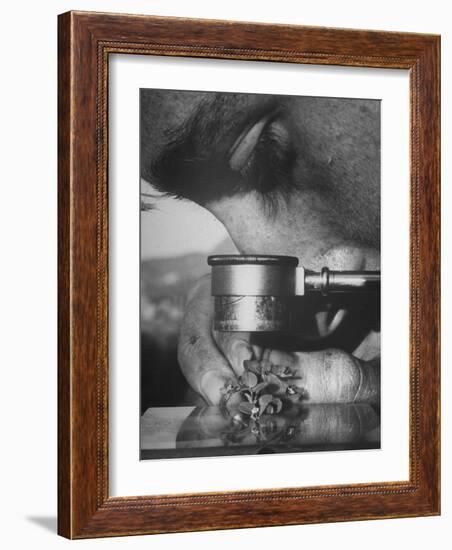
[141,90,380,248]
[141,92,300,216]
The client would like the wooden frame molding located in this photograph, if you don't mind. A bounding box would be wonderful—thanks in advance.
[58,10,440,538]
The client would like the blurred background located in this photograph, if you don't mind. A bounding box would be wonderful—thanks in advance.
[140,181,236,412]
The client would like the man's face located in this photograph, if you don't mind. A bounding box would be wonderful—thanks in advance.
[141,90,380,344]
[141,90,380,270]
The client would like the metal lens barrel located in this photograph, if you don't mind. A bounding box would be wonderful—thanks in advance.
[208,255,298,332]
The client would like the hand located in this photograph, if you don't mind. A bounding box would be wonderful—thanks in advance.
[178,274,252,405]
[178,275,380,406]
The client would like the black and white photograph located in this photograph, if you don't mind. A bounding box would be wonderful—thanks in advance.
[0,0,445,544]
[140,88,381,459]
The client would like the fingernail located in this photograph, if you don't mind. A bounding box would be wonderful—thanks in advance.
[200,371,232,405]
[231,341,253,374]
[252,345,263,360]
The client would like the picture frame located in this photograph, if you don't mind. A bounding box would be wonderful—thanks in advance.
[58,10,440,538]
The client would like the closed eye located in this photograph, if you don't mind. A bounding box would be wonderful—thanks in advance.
[233,116,297,209]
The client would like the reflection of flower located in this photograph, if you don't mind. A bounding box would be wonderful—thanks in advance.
[218,358,307,446]
[221,413,299,447]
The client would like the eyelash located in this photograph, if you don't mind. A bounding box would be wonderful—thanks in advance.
[237,118,296,211]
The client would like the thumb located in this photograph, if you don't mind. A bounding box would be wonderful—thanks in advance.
[266,348,380,405]
[212,330,255,376]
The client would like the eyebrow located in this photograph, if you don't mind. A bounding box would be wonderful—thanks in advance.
[140,92,280,205]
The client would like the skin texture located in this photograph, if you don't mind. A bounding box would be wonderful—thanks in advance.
[141,90,381,406]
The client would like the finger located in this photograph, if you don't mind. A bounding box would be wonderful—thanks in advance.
[212,330,254,377]
[252,344,264,361]
[178,275,238,405]
[264,348,380,404]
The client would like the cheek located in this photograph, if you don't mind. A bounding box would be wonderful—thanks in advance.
[208,196,277,253]
[206,192,330,264]
[205,192,380,272]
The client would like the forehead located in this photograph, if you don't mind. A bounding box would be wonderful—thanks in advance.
[141,88,379,153]
[140,89,268,163]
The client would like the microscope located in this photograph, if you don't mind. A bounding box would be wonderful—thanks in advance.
[172,255,382,455]
[208,254,380,332]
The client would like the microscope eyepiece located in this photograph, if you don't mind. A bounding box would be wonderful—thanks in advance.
[208,254,380,332]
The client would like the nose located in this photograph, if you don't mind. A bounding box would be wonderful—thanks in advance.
[310,244,379,272]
